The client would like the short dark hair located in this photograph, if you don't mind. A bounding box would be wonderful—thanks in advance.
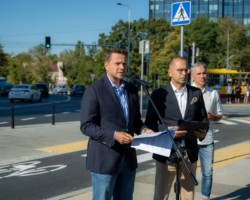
[105,48,127,62]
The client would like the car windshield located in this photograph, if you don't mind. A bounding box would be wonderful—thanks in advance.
[36,84,47,88]
[15,85,29,89]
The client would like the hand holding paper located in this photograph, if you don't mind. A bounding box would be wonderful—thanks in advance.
[131,129,175,157]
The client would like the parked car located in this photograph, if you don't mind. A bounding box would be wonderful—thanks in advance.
[8,84,41,102]
[52,84,68,95]
[35,82,49,97]
[70,84,85,96]
[0,83,13,97]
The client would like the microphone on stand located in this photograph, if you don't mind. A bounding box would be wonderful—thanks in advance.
[130,75,151,88]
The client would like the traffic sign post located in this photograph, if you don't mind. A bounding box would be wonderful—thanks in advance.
[171,1,191,58]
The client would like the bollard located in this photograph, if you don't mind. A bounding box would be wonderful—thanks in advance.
[11,106,15,129]
[52,103,55,125]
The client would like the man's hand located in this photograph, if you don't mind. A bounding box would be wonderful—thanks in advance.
[141,128,154,134]
[174,130,187,138]
[114,131,134,144]
[194,129,207,139]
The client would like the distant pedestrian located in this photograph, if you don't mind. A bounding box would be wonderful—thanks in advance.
[226,82,233,104]
[243,84,249,104]
[235,82,241,104]
[213,81,221,95]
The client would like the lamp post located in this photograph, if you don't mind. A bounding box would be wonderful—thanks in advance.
[117,3,131,75]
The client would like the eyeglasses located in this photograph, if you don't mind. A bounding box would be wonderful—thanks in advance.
[176,68,188,74]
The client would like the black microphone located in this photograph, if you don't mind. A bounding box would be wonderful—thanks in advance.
[130,75,151,88]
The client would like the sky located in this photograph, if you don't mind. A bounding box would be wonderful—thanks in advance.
[0,0,149,55]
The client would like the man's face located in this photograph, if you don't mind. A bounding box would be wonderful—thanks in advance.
[104,53,127,83]
[168,58,188,86]
[192,66,207,88]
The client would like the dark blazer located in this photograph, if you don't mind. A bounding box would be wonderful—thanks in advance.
[145,83,208,163]
[80,74,144,174]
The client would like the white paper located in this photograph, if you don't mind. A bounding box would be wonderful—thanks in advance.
[131,129,175,157]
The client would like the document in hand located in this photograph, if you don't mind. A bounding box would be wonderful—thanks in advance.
[178,121,209,140]
[131,129,175,157]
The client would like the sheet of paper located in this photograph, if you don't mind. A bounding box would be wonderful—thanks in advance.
[131,129,175,157]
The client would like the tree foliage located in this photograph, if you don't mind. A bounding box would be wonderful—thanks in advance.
[1,17,250,87]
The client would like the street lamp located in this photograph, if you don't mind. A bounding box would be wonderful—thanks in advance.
[117,3,131,75]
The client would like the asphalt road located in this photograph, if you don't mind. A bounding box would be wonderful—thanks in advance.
[0,95,250,200]
[0,115,250,200]
[0,95,82,127]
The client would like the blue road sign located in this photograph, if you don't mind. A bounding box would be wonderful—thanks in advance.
[171,1,191,26]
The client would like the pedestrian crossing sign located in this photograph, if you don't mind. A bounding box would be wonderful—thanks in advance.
[171,1,191,26]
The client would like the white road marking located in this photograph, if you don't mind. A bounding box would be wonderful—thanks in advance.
[229,118,250,124]
[20,117,35,121]
[218,119,237,125]
[0,122,8,125]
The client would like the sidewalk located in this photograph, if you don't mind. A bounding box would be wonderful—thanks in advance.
[48,142,250,200]
[0,120,250,200]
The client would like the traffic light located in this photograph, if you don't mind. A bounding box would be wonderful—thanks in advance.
[45,36,51,48]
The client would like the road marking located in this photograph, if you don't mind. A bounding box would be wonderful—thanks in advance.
[229,118,250,124]
[0,122,8,125]
[61,112,70,114]
[20,117,35,121]
[37,140,88,153]
[218,119,237,125]
[44,114,53,117]
[137,153,152,163]
[213,143,250,170]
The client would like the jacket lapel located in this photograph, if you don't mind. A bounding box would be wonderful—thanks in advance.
[184,85,193,119]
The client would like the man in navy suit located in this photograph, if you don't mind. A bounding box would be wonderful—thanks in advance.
[80,48,150,200]
[145,57,208,200]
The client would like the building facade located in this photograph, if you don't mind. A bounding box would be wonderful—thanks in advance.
[149,0,250,26]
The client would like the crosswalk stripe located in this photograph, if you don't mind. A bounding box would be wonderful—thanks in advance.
[218,119,237,125]
[229,118,250,124]
[20,117,35,121]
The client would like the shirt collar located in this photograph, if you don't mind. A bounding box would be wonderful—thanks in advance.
[170,82,187,93]
[106,74,125,90]
[192,82,210,93]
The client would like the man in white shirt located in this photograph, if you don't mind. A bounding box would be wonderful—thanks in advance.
[191,62,223,200]
[226,82,233,104]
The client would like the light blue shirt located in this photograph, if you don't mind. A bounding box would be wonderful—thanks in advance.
[107,75,128,124]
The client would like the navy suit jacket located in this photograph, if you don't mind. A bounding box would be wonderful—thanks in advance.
[80,74,144,174]
[145,83,209,163]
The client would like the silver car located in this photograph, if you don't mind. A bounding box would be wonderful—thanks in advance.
[53,84,68,95]
[8,84,41,102]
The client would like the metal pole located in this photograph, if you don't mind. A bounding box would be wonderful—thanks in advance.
[128,7,131,75]
[227,29,230,69]
[11,106,15,129]
[180,26,184,57]
[192,42,195,65]
[117,3,131,75]
[52,103,55,125]
[140,48,144,114]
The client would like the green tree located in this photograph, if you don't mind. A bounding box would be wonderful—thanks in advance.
[186,16,221,68]
[0,44,8,77]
